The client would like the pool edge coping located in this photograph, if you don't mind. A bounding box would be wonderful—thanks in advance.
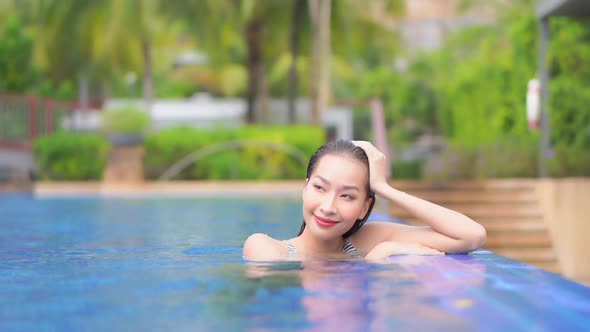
[32,181,305,197]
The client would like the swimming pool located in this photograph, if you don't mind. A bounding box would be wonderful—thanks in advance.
[1,193,589,331]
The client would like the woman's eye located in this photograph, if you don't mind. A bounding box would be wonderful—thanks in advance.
[313,184,324,191]
[342,194,355,200]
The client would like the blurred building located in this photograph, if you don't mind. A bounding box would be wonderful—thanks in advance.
[67,94,353,140]
[396,0,499,68]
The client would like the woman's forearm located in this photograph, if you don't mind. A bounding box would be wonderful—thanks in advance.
[373,183,486,248]
[365,241,444,260]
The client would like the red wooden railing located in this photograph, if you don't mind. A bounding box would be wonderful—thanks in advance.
[0,94,103,151]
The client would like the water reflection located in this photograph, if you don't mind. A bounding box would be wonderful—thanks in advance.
[298,260,371,331]
[4,195,589,330]
[245,255,488,331]
[368,255,487,331]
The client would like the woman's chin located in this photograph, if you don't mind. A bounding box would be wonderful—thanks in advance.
[308,225,345,240]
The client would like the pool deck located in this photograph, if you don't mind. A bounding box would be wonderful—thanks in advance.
[32,181,305,198]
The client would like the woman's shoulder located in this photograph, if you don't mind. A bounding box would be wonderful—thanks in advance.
[243,233,288,261]
[349,221,407,252]
[354,220,404,237]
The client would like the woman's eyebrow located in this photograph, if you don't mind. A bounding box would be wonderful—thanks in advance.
[342,185,360,192]
[313,175,360,192]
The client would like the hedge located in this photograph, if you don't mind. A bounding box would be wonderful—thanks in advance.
[33,132,109,180]
[143,125,325,180]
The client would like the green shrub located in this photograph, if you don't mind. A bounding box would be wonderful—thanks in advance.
[100,105,151,135]
[475,136,539,178]
[391,160,424,180]
[422,145,478,181]
[422,136,540,180]
[549,144,590,177]
[233,125,324,180]
[144,125,324,180]
[37,79,76,100]
[143,126,234,180]
[388,6,589,179]
[548,18,590,154]
[33,132,109,180]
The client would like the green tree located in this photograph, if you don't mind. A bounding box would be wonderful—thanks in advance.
[426,0,538,147]
[36,0,169,111]
[287,0,307,123]
[398,0,590,178]
[548,17,590,149]
[0,16,38,93]
[171,0,299,124]
[36,1,107,104]
[308,0,331,125]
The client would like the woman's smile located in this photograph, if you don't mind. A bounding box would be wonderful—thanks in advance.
[314,214,339,228]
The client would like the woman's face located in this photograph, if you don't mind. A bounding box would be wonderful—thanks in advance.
[302,153,372,240]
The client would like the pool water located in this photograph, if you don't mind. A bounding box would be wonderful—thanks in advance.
[1,193,589,331]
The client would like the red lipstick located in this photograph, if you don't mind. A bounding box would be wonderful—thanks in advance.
[314,215,338,228]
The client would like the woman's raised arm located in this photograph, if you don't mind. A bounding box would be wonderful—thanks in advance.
[353,141,487,254]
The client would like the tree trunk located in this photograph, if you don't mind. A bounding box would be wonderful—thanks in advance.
[258,61,269,124]
[142,38,153,115]
[77,71,89,131]
[78,72,89,111]
[245,20,266,124]
[308,0,331,126]
[288,0,306,124]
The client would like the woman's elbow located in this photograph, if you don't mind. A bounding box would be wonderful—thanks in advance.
[468,224,487,251]
[452,225,486,254]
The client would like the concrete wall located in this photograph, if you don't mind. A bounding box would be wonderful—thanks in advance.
[0,150,34,170]
[537,178,590,283]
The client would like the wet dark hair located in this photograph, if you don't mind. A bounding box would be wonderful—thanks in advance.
[297,139,376,238]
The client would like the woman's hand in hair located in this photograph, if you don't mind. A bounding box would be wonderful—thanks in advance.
[352,141,389,196]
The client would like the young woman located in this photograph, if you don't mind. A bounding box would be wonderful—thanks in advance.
[243,139,486,261]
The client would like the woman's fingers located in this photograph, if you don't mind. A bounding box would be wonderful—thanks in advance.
[352,140,377,155]
[352,140,389,188]
[353,140,386,162]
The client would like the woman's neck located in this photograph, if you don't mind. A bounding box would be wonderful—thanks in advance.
[295,229,345,256]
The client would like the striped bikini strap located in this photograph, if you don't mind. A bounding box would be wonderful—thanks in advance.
[283,240,297,255]
[343,238,363,257]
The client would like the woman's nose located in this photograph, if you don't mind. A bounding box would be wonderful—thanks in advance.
[320,194,336,214]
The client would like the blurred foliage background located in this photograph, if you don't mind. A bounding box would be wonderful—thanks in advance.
[1,0,589,180]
